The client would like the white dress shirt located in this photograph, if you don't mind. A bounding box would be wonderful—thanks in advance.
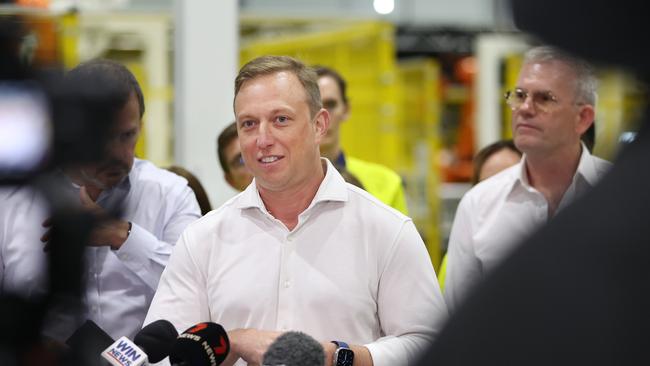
[145,159,447,366]
[444,145,611,312]
[0,159,201,340]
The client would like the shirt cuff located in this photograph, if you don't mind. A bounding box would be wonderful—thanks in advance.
[112,222,161,287]
[364,336,395,366]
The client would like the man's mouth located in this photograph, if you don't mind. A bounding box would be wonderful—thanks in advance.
[516,122,540,131]
[259,156,281,163]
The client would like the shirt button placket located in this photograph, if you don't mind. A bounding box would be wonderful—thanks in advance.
[277,233,295,331]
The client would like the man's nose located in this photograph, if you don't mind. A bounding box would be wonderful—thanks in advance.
[518,95,536,113]
[256,121,274,148]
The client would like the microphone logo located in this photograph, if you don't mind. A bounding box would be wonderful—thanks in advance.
[188,323,209,333]
[213,335,228,355]
[101,336,147,366]
[170,322,230,366]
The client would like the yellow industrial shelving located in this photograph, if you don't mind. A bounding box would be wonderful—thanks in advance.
[397,58,443,269]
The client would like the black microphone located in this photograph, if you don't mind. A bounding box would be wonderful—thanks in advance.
[169,322,230,366]
[133,319,179,363]
[65,319,115,366]
[262,331,325,366]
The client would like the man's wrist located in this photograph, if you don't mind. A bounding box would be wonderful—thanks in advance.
[322,341,337,365]
[110,220,131,250]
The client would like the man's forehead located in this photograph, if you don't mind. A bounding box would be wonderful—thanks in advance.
[235,72,308,113]
[518,61,576,90]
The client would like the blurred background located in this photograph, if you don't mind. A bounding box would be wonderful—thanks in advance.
[1,0,646,273]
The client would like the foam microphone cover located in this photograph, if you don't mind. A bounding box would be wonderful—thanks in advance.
[169,322,230,366]
[133,319,179,363]
[262,331,325,366]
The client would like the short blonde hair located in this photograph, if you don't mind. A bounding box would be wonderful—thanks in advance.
[234,55,322,117]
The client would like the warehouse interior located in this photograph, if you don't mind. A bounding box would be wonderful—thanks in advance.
[1,0,646,272]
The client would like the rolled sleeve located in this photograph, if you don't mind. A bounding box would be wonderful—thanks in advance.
[367,220,448,366]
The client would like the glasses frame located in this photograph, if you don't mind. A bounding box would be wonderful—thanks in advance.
[504,88,562,113]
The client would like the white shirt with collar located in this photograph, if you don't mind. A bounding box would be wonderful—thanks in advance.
[444,145,611,312]
[145,159,447,366]
[0,158,201,340]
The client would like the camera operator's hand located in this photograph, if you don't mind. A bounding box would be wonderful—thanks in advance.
[41,186,130,250]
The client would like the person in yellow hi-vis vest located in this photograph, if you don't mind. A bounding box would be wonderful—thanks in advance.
[314,66,408,215]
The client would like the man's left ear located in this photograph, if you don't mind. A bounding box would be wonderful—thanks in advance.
[576,104,595,135]
[314,108,330,142]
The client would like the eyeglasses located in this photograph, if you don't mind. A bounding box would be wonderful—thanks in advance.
[504,88,560,113]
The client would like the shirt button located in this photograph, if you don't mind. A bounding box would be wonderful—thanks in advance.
[284,280,291,288]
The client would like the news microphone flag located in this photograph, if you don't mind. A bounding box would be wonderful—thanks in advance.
[169,322,230,366]
[101,336,148,366]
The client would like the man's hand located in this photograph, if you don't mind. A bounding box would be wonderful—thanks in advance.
[223,328,282,366]
[79,186,130,250]
[41,186,130,250]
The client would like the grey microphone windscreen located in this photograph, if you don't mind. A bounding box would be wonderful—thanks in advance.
[262,331,325,366]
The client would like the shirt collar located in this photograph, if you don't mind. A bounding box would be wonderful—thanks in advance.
[514,142,600,191]
[235,158,349,213]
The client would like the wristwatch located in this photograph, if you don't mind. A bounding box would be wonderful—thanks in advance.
[331,341,354,366]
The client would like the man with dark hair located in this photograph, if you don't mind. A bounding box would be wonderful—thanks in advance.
[216,121,253,191]
[444,46,611,312]
[145,55,446,366]
[314,66,409,214]
[0,58,201,340]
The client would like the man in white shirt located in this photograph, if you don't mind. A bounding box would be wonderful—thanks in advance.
[145,55,447,366]
[444,46,611,312]
[0,59,201,340]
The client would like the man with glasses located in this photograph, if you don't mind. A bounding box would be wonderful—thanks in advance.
[217,121,254,192]
[443,46,611,312]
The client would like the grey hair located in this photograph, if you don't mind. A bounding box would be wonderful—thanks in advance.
[524,45,598,105]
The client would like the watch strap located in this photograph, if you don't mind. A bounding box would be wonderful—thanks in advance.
[331,341,350,349]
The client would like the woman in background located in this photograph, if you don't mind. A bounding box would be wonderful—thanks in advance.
[438,139,522,290]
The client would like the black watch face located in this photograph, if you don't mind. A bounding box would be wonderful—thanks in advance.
[336,348,354,366]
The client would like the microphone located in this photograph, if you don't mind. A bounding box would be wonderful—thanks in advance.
[101,336,148,366]
[262,331,325,366]
[65,319,116,366]
[134,319,179,363]
[169,322,230,366]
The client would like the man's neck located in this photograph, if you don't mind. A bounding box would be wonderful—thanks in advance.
[525,144,582,217]
[258,161,326,231]
[321,143,341,164]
